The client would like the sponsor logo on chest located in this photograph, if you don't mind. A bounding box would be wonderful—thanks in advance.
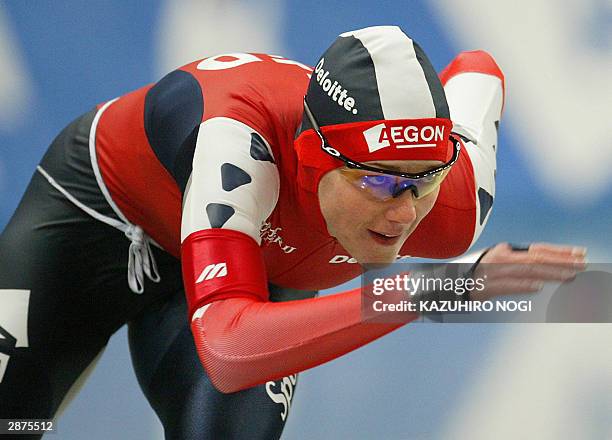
[260,221,297,254]
[329,254,411,264]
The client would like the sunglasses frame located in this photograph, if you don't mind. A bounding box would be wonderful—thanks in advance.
[303,99,461,179]
[339,166,451,200]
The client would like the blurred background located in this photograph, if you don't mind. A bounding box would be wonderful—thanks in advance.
[1,0,611,438]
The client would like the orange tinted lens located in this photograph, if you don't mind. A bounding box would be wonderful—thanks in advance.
[340,168,449,200]
[406,169,449,199]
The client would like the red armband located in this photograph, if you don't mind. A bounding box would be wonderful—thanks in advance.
[181,229,268,317]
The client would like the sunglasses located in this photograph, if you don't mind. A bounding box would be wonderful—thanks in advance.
[303,99,460,200]
[339,167,451,201]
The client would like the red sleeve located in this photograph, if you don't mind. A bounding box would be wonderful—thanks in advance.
[191,291,413,393]
[439,49,505,106]
[402,50,504,259]
[182,229,417,393]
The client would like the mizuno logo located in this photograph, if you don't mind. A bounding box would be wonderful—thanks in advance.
[196,263,228,283]
[363,123,445,152]
[313,58,358,115]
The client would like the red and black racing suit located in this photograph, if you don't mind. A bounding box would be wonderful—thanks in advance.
[0,51,502,439]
